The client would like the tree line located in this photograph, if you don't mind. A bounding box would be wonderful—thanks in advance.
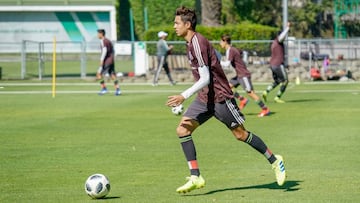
[117,0,359,41]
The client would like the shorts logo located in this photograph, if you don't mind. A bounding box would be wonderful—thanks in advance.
[231,122,238,128]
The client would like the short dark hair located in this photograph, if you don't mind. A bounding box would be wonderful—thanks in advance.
[175,6,197,31]
[97,29,106,36]
[221,34,231,44]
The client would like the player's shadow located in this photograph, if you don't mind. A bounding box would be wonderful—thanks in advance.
[98,196,121,200]
[187,180,302,196]
[245,112,277,116]
[286,98,324,103]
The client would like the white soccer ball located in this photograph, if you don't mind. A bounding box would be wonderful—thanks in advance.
[84,174,110,199]
[171,104,184,115]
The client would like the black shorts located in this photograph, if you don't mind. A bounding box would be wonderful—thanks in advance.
[183,98,245,129]
[98,64,115,76]
[229,76,254,93]
[270,65,288,83]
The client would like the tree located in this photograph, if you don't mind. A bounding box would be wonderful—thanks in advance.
[201,0,222,26]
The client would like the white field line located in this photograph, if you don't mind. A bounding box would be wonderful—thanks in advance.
[0,89,359,95]
[0,81,359,86]
[0,82,359,95]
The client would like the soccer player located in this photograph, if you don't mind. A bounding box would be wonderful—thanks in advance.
[152,31,176,86]
[167,6,286,194]
[96,29,121,96]
[262,22,291,103]
[219,34,270,117]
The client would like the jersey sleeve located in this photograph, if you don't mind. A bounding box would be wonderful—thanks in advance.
[192,35,209,67]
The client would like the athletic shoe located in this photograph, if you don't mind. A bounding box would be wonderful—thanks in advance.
[258,108,270,117]
[274,96,285,103]
[176,175,205,194]
[98,88,108,95]
[272,155,286,186]
[262,91,267,102]
[239,98,249,110]
[170,81,177,86]
[115,89,121,96]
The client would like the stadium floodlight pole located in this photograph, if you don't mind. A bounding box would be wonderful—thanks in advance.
[282,0,288,67]
[52,36,56,98]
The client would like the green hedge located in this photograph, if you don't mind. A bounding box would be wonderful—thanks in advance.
[143,23,277,56]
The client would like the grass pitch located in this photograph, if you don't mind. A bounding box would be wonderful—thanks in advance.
[0,81,359,202]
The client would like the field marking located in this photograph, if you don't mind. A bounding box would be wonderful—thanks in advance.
[0,81,359,87]
[0,89,359,95]
[0,82,359,95]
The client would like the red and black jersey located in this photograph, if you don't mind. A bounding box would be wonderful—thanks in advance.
[186,32,233,103]
[226,46,251,78]
[101,38,114,66]
[270,37,284,66]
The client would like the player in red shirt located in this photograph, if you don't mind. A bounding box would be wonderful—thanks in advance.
[220,34,270,117]
[262,23,291,103]
[96,29,121,96]
[166,6,286,194]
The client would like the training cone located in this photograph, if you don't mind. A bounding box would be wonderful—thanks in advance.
[295,76,301,85]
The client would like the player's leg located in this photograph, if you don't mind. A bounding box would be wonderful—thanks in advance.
[274,65,288,103]
[176,99,212,193]
[230,77,248,110]
[232,126,286,186]
[262,66,280,102]
[214,98,286,186]
[163,59,176,85]
[153,56,164,86]
[97,66,108,95]
[240,77,270,117]
[109,64,121,96]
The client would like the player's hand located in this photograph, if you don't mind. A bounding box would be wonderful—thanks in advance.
[166,95,185,107]
[287,22,291,28]
[100,61,103,66]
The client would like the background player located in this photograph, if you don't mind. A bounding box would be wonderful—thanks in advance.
[262,22,291,103]
[96,29,121,96]
[167,6,286,194]
[219,34,270,117]
[152,31,176,86]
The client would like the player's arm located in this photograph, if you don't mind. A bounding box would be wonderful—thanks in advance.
[166,66,210,107]
[100,46,107,65]
[181,65,210,99]
[278,22,291,43]
[220,60,231,67]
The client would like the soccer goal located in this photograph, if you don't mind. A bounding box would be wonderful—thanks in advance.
[21,40,87,80]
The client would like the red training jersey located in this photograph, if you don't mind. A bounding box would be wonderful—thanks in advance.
[269,37,284,66]
[100,38,114,66]
[226,46,251,78]
[186,33,233,103]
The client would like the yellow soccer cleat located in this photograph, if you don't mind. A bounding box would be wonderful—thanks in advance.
[272,155,286,186]
[176,175,205,194]
[274,96,285,103]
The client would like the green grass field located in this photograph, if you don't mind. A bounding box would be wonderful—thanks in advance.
[0,81,359,202]
[0,56,134,79]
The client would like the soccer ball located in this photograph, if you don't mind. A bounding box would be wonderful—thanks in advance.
[84,174,110,199]
[171,104,184,115]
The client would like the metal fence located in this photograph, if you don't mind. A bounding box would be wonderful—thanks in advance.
[0,38,359,80]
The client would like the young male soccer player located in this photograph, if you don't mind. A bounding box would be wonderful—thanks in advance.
[166,6,286,194]
[262,22,291,103]
[96,29,121,96]
[219,34,270,117]
[153,31,176,86]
